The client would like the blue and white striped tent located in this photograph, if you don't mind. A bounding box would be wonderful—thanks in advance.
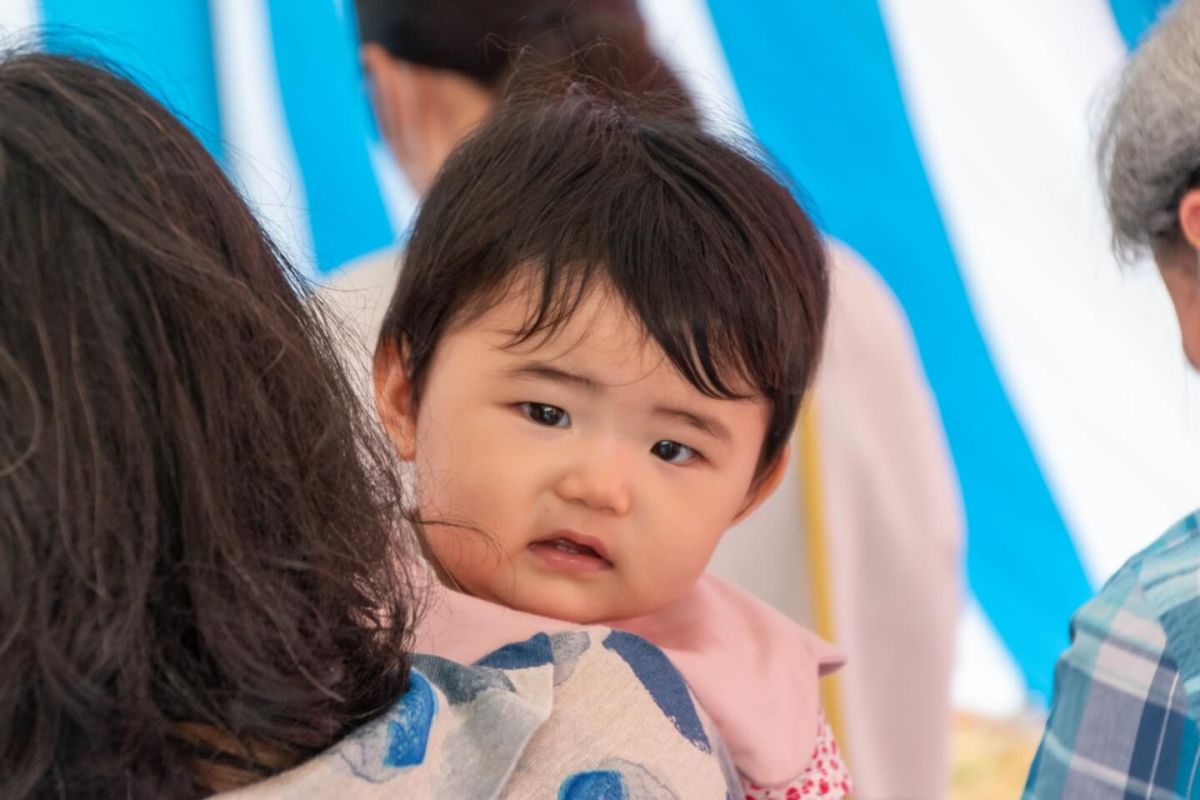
[3,0,1198,716]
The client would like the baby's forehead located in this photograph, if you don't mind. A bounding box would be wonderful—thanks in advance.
[476,282,644,354]
[440,265,770,403]
[458,288,758,404]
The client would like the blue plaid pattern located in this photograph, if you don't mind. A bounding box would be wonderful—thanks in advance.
[1025,512,1200,799]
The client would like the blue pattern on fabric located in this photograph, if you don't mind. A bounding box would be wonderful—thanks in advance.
[602,631,710,753]
[1025,512,1200,798]
[1107,0,1173,49]
[264,632,736,795]
[550,630,592,686]
[411,653,516,704]
[559,770,628,800]
[1128,659,1187,789]
[263,0,393,273]
[384,670,436,768]
[704,0,1092,701]
[477,632,556,671]
[591,757,683,799]
[39,0,224,160]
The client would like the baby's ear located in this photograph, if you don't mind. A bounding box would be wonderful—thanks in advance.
[732,442,791,524]
[373,337,418,461]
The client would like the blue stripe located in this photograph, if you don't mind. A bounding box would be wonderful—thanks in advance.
[1107,0,1174,49]
[39,0,223,160]
[705,0,1093,700]
[264,0,393,274]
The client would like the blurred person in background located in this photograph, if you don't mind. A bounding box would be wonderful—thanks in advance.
[1025,1,1200,796]
[331,2,962,796]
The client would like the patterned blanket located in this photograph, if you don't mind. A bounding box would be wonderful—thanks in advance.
[220,627,740,799]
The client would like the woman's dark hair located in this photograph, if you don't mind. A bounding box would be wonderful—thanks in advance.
[381,90,829,476]
[0,53,412,798]
[354,0,696,118]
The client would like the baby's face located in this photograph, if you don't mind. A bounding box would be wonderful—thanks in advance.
[385,284,776,623]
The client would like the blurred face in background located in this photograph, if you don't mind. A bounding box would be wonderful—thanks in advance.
[360,45,493,193]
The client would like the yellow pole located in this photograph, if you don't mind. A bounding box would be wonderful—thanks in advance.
[797,398,848,756]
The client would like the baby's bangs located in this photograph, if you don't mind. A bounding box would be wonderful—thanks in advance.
[499,257,606,348]
[387,93,828,476]
[623,282,763,402]
[482,255,762,403]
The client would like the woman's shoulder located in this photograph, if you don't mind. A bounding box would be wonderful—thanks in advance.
[1128,510,1200,580]
[221,627,739,799]
[1086,511,1200,634]
[1065,511,1200,668]
[1024,512,1200,797]
[1065,510,1200,710]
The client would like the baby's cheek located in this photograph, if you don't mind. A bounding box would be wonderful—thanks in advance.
[425,525,513,601]
[638,542,712,604]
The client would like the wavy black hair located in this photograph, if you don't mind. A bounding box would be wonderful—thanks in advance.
[0,53,413,798]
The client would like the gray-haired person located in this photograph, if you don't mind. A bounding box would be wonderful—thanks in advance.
[1025,1,1200,797]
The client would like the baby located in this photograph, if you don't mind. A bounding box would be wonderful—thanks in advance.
[374,93,850,798]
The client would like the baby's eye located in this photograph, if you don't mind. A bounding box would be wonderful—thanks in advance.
[518,402,571,428]
[651,440,698,465]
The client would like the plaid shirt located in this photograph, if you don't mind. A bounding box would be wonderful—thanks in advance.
[1025,512,1200,799]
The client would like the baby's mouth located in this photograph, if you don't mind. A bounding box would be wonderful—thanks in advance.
[536,537,603,558]
[528,533,613,570]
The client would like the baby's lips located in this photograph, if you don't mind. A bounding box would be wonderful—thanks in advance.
[533,529,612,563]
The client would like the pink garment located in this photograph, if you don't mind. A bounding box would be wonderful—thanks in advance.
[414,572,843,788]
[707,243,962,798]
[743,710,851,799]
[816,245,962,796]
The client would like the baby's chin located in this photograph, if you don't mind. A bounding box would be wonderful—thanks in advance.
[435,556,676,624]
[499,592,672,628]
[468,579,659,626]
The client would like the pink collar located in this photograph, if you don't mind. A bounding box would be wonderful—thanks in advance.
[413,573,843,787]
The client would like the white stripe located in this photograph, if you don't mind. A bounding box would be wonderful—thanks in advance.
[879,0,1200,585]
[0,0,39,42]
[640,0,748,137]
[208,0,315,275]
[952,599,1027,715]
[1187,740,1200,796]
[1146,672,1179,799]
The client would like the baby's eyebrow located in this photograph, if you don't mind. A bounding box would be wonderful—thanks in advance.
[653,406,732,443]
[506,362,733,442]
[505,363,602,392]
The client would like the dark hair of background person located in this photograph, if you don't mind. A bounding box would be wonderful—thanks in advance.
[354,0,698,119]
[0,53,413,799]
[380,89,829,479]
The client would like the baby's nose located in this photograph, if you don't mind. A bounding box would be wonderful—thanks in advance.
[553,446,634,516]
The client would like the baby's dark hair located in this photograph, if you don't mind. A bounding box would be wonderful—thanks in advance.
[380,91,829,475]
